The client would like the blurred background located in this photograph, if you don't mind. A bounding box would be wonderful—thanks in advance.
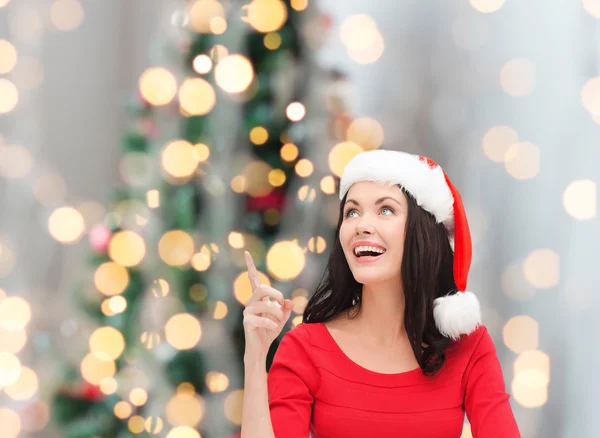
[0,0,598,437]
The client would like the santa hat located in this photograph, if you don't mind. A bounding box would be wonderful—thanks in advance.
[339,149,481,340]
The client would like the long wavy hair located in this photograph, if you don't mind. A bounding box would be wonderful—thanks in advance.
[302,185,458,376]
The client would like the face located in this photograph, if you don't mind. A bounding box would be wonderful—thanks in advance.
[339,181,408,286]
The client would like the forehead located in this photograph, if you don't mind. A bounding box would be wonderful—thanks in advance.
[346,181,404,202]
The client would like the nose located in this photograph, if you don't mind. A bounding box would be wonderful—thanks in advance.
[355,216,376,235]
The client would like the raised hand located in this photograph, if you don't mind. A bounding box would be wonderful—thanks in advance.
[242,251,294,359]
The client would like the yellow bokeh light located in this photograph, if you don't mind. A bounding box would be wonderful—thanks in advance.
[158,230,195,267]
[141,331,161,350]
[291,0,308,11]
[233,269,271,305]
[193,143,210,163]
[161,140,198,179]
[0,352,22,386]
[213,301,228,320]
[0,297,31,331]
[109,231,146,267]
[581,76,600,115]
[210,16,227,34]
[292,315,303,327]
[190,284,208,302]
[511,369,548,408]
[90,326,126,360]
[130,387,149,406]
[308,236,327,254]
[210,44,229,62]
[563,179,597,220]
[329,141,363,177]
[177,382,196,396]
[504,141,540,180]
[0,325,27,354]
[292,294,308,314]
[128,415,145,434]
[4,366,38,400]
[243,0,288,33]
[347,117,384,151]
[514,349,550,385]
[280,143,299,162]
[250,126,269,145]
[469,0,506,13]
[500,59,536,97]
[224,389,244,425]
[0,40,17,74]
[191,252,211,271]
[0,408,20,437]
[340,15,379,51]
[320,176,336,195]
[167,426,201,438]
[50,0,84,31]
[266,240,305,281]
[179,78,216,116]
[114,400,133,419]
[94,262,130,296]
[145,416,164,434]
[0,0,11,7]
[583,0,600,18]
[503,315,539,353]
[48,206,85,244]
[165,313,202,350]
[147,189,160,208]
[0,144,33,179]
[0,78,19,114]
[101,299,115,317]
[295,159,314,177]
[298,185,316,202]
[523,249,560,288]
[264,32,282,50]
[166,392,205,427]
[193,54,213,74]
[80,352,116,385]
[286,102,306,122]
[482,125,519,163]
[228,232,245,249]
[139,67,177,106]
[189,0,225,33]
[108,295,127,314]
[243,160,273,197]
[231,175,246,193]
[206,372,229,392]
[152,279,170,297]
[215,54,254,94]
[346,27,385,64]
[99,377,118,395]
[268,169,286,187]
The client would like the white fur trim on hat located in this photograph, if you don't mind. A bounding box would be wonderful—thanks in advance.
[433,291,481,340]
[339,150,455,228]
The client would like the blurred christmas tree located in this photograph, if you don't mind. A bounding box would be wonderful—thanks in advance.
[50,1,338,437]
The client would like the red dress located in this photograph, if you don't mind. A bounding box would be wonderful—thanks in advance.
[267,322,520,437]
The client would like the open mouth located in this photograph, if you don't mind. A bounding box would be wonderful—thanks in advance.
[353,246,386,262]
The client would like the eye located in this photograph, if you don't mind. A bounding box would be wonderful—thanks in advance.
[344,208,357,218]
[380,206,395,215]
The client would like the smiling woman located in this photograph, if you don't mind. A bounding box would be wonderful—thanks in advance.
[254,149,520,438]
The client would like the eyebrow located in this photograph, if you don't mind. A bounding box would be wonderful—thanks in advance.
[345,196,403,207]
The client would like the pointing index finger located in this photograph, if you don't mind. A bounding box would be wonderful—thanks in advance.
[244,251,261,292]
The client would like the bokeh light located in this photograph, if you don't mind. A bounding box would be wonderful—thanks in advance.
[0,40,17,74]
[266,240,305,280]
[347,117,384,150]
[179,78,216,116]
[469,0,506,13]
[189,0,225,33]
[286,102,306,121]
[0,297,32,331]
[563,179,597,220]
[94,262,130,296]
[215,54,254,93]
[523,249,560,289]
[0,78,19,114]
[503,315,539,353]
[224,389,244,425]
[139,67,178,106]
[243,0,288,33]
[0,144,33,179]
[166,391,205,427]
[165,313,202,350]
[50,0,84,31]
[482,126,519,163]
[48,207,85,244]
[80,352,116,385]
[89,326,125,360]
[206,372,229,392]
[233,268,271,305]
[0,408,20,437]
[193,55,212,74]
[109,231,146,267]
[500,59,536,96]
[329,141,363,177]
[504,142,540,180]
[295,159,314,177]
[0,352,22,386]
[158,230,195,267]
[4,366,38,400]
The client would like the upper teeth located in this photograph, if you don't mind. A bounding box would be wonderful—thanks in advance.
[354,246,385,255]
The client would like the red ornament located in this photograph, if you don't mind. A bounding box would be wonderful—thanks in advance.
[246,190,286,212]
[80,382,104,402]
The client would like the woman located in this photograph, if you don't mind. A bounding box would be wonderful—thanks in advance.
[241,149,520,437]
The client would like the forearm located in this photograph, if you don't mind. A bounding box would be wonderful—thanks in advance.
[241,354,275,438]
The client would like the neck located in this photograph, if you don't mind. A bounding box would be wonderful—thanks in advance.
[352,280,406,347]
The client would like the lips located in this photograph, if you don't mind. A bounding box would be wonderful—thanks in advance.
[352,251,385,264]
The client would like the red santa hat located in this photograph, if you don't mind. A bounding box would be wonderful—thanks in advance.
[339,149,481,340]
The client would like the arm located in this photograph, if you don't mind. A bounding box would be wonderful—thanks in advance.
[464,327,520,437]
[241,353,275,438]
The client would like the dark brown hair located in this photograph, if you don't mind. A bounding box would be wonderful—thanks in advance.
[302,186,457,376]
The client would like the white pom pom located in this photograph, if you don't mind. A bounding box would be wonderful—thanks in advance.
[433,291,481,340]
